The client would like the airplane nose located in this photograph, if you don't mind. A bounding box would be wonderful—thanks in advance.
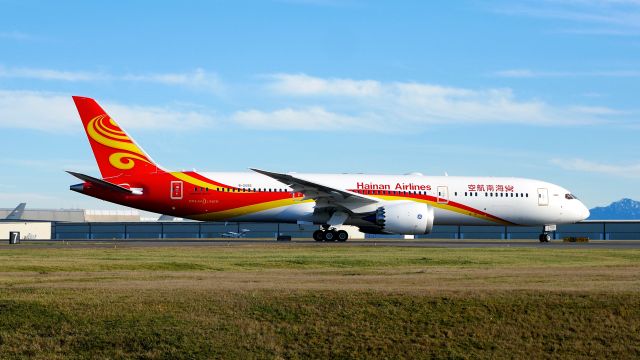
[578,202,590,221]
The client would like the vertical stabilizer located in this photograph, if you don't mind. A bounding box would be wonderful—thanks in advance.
[5,203,26,220]
[72,96,160,179]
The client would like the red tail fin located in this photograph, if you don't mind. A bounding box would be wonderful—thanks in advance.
[72,96,160,179]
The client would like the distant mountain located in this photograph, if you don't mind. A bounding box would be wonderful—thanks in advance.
[588,198,640,220]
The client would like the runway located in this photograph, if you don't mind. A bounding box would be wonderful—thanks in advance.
[6,238,640,249]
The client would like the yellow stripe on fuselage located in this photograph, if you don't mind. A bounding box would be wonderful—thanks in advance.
[171,172,229,190]
[376,195,511,225]
[191,197,313,221]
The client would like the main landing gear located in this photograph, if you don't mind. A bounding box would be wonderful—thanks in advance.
[313,227,349,242]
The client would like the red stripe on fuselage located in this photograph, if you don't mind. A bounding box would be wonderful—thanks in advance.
[348,189,515,225]
[82,171,514,225]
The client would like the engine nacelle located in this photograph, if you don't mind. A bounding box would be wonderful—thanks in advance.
[375,201,435,235]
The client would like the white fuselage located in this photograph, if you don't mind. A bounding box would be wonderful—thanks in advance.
[198,172,590,227]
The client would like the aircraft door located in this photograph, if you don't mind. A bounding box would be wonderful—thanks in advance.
[537,188,548,206]
[171,181,183,200]
[437,186,449,204]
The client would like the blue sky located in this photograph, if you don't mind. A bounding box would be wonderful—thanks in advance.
[1,0,639,210]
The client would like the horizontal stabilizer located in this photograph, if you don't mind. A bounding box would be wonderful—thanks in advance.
[66,171,133,194]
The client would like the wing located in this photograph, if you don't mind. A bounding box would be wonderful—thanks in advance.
[250,168,379,213]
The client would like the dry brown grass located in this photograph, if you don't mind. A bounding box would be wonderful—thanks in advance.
[1,264,639,294]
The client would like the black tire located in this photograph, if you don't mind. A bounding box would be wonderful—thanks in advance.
[313,230,325,242]
[324,230,336,241]
[337,230,348,242]
[544,234,551,242]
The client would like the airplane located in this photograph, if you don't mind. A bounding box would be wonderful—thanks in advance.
[157,214,177,221]
[4,203,26,220]
[67,96,590,242]
[220,229,251,238]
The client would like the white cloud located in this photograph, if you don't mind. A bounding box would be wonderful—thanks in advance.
[494,69,558,78]
[106,103,213,130]
[0,158,96,173]
[0,66,223,93]
[0,31,33,41]
[0,66,105,81]
[232,107,379,130]
[0,192,61,203]
[551,158,640,178]
[0,90,215,132]
[121,68,223,93]
[569,105,626,115]
[269,73,382,97]
[244,73,619,130]
[495,1,640,36]
[0,74,627,134]
[0,91,77,131]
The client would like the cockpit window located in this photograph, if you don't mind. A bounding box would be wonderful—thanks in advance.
[565,193,578,200]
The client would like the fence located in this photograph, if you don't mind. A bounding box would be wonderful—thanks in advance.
[51,220,640,240]
[52,222,318,240]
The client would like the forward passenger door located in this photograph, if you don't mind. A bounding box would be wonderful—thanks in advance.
[537,188,548,206]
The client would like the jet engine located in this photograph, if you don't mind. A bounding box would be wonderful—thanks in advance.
[375,201,435,235]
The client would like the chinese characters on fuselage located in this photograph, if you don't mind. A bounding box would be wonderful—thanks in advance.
[468,184,514,192]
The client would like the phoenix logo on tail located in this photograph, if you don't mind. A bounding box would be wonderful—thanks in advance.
[73,96,159,179]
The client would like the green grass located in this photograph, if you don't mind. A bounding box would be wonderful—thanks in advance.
[1,245,639,358]
[1,289,638,359]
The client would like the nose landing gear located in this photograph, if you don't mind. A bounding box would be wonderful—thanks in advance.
[539,225,556,243]
[313,227,349,242]
[538,233,551,243]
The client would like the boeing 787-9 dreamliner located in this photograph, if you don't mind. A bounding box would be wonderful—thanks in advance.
[68,96,590,242]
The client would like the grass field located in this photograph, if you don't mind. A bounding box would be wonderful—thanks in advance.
[1,244,639,359]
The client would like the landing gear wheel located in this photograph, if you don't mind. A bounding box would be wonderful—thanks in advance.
[539,233,551,243]
[336,230,349,242]
[313,230,325,242]
[324,230,337,242]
